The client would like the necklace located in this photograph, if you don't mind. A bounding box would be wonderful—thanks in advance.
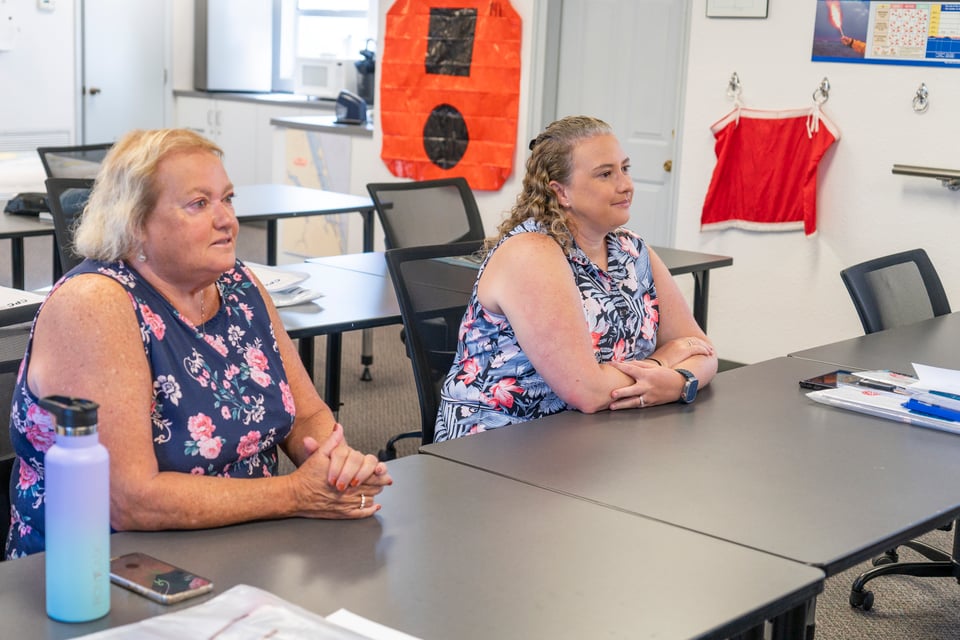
[199,288,206,338]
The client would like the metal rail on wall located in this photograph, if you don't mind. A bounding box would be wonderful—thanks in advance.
[892,164,960,191]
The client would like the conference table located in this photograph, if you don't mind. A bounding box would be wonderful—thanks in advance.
[233,184,377,264]
[422,355,960,583]
[276,246,733,412]
[0,454,824,639]
[0,211,55,290]
[788,312,960,373]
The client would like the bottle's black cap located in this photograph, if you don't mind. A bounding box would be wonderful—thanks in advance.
[38,396,100,435]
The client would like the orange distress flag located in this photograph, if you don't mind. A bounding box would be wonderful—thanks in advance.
[380,0,522,191]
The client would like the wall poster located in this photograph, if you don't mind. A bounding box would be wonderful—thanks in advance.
[812,1,960,67]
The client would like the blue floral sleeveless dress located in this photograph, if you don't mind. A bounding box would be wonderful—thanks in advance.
[6,259,295,558]
[434,219,660,442]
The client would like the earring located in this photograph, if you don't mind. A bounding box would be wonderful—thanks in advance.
[137,252,146,263]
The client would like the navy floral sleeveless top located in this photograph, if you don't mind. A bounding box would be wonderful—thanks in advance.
[434,219,659,442]
[6,259,295,558]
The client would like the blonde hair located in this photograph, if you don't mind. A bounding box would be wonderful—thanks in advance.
[490,115,613,254]
[74,129,223,261]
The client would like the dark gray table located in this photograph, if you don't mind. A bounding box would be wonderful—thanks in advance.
[788,312,960,374]
[423,356,960,578]
[0,212,56,289]
[307,246,734,331]
[233,184,376,264]
[0,455,823,640]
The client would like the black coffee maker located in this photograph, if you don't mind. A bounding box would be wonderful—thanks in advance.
[355,39,376,106]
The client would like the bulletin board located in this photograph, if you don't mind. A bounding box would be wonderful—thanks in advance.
[812,1,960,67]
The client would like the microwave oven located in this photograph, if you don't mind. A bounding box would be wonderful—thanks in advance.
[294,57,357,99]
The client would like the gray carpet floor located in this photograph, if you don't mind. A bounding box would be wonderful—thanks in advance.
[4,228,960,637]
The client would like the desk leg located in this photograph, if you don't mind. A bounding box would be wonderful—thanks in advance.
[325,333,343,415]
[769,598,814,640]
[266,220,278,265]
[692,270,710,332]
[360,207,375,382]
[11,238,25,290]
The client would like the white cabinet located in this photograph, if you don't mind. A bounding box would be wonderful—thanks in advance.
[176,96,306,185]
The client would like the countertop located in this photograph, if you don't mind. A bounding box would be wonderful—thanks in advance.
[173,89,337,111]
[269,114,374,137]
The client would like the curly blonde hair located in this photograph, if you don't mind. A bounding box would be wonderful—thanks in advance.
[74,129,223,262]
[489,115,613,254]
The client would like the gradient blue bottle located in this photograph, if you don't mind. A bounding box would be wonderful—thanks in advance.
[40,396,110,622]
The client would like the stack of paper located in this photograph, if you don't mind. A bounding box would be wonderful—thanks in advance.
[246,263,323,308]
[807,364,960,435]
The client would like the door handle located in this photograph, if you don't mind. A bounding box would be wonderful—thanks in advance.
[87,87,102,96]
[663,160,673,173]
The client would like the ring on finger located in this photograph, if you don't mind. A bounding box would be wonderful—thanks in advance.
[360,494,367,509]
[640,395,645,408]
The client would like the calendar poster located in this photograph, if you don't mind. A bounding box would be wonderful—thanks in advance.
[812,1,960,67]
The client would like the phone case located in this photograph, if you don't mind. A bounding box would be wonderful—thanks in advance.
[110,552,213,605]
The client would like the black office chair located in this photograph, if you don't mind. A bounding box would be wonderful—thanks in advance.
[0,453,15,558]
[37,143,113,179]
[367,178,485,459]
[841,248,960,611]
[366,177,486,250]
[45,178,95,276]
[841,248,951,335]
[381,240,483,459]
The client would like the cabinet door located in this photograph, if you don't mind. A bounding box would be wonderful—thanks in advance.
[215,101,259,186]
[254,105,305,184]
[176,97,216,138]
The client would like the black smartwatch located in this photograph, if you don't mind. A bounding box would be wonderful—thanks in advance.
[675,369,699,404]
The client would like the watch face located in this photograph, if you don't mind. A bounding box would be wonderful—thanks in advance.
[676,369,698,403]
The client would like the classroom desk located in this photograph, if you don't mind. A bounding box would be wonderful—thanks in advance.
[788,312,960,374]
[276,259,401,411]
[233,184,376,264]
[422,356,960,579]
[0,455,823,640]
[0,212,55,289]
[306,245,734,331]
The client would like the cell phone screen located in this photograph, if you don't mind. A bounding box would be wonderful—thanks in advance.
[799,370,853,390]
[110,552,213,604]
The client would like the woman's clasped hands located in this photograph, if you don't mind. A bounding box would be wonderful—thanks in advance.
[292,423,392,519]
[607,336,716,410]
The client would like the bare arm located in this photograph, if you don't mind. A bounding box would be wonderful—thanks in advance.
[28,274,386,532]
[477,233,635,413]
[608,247,719,409]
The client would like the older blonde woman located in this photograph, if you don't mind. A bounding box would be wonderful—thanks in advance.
[434,116,717,441]
[7,129,390,559]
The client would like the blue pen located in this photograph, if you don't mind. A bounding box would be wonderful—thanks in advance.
[902,398,960,422]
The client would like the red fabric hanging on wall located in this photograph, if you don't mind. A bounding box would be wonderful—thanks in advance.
[380,0,522,191]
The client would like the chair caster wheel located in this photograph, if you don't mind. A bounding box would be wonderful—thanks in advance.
[849,588,874,611]
[361,366,373,382]
[872,552,897,566]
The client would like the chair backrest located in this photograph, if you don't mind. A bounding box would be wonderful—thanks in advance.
[37,143,113,179]
[840,248,951,334]
[385,240,484,444]
[45,178,95,274]
[0,453,15,558]
[367,177,486,249]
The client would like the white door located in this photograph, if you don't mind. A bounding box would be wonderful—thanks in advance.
[82,0,168,143]
[553,0,687,247]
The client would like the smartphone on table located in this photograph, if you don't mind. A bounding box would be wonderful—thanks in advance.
[798,369,855,390]
[109,552,213,605]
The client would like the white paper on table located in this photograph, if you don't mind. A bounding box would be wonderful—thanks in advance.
[910,363,960,395]
[327,609,422,640]
[0,286,45,309]
[246,262,310,293]
[76,584,396,640]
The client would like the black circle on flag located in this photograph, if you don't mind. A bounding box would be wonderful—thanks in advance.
[423,104,469,169]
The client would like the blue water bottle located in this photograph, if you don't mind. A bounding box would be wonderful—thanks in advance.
[40,396,110,622]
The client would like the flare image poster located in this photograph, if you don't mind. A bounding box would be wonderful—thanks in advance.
[812,1,960,67]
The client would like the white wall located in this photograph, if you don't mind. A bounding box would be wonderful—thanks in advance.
[674,2,960,364]
[0,2,75,142]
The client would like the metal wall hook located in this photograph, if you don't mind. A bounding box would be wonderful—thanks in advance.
[913,83,929,113]
[813,77,830,104]
[727,72,742,101]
